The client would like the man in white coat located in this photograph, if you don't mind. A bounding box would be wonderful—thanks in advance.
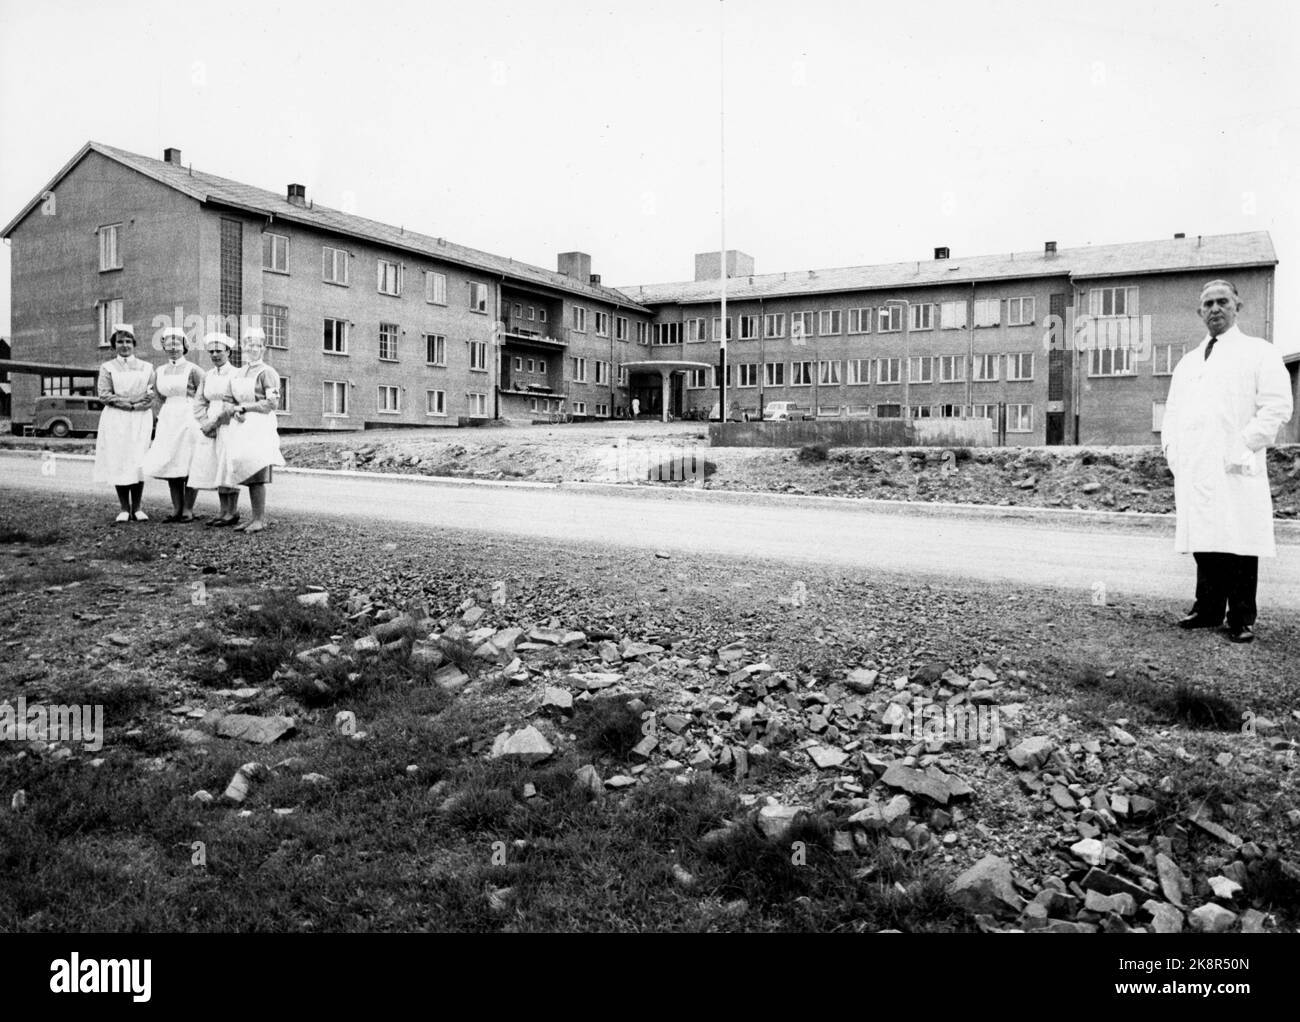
[1160,280,1293,643]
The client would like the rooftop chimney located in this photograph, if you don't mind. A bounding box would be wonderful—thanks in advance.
[287,183,307,207]
[934,246,950,260]
[694,250,755,282]
[163,147,182,166]
[589,273,601,286]
[557,252,592,282]
[1174,232,1186,239]
[1044,240,1057,257]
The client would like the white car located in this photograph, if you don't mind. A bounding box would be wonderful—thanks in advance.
[762,401,812,422]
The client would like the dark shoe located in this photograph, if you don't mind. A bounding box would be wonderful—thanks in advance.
[163,513,184,523]
[1178,613,1222,630]
[1228,625,1255,644]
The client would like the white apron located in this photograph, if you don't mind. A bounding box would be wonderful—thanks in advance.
[92,360,154,485]
[188,367,235,490]
[141,361,200,479]
[1161,326,1294,557]
[220,374,285,487]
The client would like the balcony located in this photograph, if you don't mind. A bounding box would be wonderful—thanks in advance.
[501,326,567,348]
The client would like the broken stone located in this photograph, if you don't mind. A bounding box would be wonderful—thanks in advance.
[605,774,636,789]
[757,804,807,842]
[1070,838,1107,866]
[575,764,603,797]
[1188,903,1237,933]
[433,664,469,693]
[1207,875,1243,901]
[541,686,574,712]
[1007,736,1055,770]
[301,773,330,785]
[223,762,267,803]
[807,745,849,770]
[1189,815,1243,848]
[296,592,329,607]
[631,735,658,760]
[846,668,879,693]
[949,855,1025,915]
[1084,890,1136,916]
[491,725,554,764]
[189,790,214,804]
[215,714,295,745]
[1143,899,1184,933]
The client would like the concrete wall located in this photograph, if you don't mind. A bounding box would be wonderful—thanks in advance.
[710,419,913,447]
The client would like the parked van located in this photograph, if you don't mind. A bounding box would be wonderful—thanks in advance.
[34,395,104,438]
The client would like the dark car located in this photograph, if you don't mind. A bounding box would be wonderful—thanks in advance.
[34,395,104,438]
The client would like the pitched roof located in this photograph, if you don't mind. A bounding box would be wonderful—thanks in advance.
[618,232,1277,305]
[3,142,651,313]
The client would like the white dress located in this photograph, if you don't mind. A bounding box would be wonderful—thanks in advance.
[141,360,203,479]
[92,358,154,485]
[220,365,285,487]
[188,364,237,491]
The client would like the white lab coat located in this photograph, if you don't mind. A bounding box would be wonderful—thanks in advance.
[1160,325,1293,556]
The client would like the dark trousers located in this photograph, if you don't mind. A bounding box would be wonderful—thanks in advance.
[1192,552,1258,628]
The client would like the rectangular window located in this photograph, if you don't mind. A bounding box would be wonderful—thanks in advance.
[220,219,243,365]
[378,260,402,296]
[972,353,999,381]
[572,356,588,382]
[910,304,934,331]
[1152,400,1166,432]
[262,232,288,273]
[324,380,347,416]
[618,365,628,386]
[877,403,902,418]
[847,359,870,385]
[1007,297,1035,326]
[538,359,547,374]
[262,303,288,348]
[596,403,609,417]
[1007,404,1033,433]
[426,390,446,416]
[687,369,710,389]
[1089,286,1139,318]
[527,306,535,320]
[573,306,588,332]
[792,361,814,386]
[876,357,901,384]
[940,301,967,329]
[97,298,124,346]
[595,311,609,336]
[615,316,628,342]
[467,393,488,418]
[469,282,489,313]
[764,313,785,338]
[636,321,648,345]
[595,360,609,384]
[379,322,399,361]
[937,403,963,418]
[738,363,759,388]
[712,317,734,341]
[848,308,872,334]
[878,306,902,333]
[939,355,966,382]
[1089,345,1134,376]
[764,362,785,387]
[323,246,349,285]
[685,317,707,342]
[514,356,523,372]
[323,318,349,354]
[512,304,522,319]
[99,223,122,271]
[1153,343,1185,376]
[1007,352,1034,381]
[526,358,535,372]
[819,360,841,385]
[791,311,815,342]
[819,310,842,336]
[425,334,446,366]
[377,385,400,413]
[908,356,933,383]
[739,315,758,340]
[425,270,447,305]
[911,405,933,419]
[652,323,681,345]
[574,401,586,415]
[970,404,996,421]
[278,376,290,413]
[540,308,549,323]
[469,340,487,371]
[974,298,1001,327]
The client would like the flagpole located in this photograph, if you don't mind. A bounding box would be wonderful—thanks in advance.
[717,0,728,424]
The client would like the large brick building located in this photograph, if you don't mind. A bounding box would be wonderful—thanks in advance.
[2,142,1282,446]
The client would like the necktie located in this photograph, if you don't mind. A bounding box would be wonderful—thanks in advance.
[1204,335,1217,360]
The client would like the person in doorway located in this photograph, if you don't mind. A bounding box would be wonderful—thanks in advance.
[92,325,155,523]
[142,326,204,521]
[1160,280,1293,643]
[631,397,640,419]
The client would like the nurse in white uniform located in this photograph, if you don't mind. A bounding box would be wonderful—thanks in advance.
[92,325,155,523]
[189,332,242,527]
[141,327,205,522]
[222,328,285,534]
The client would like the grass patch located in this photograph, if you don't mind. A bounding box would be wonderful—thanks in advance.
[47,674,159,722]
[102,538,157,563]
[1055,659,1243,731]
[797,443,830,463]
[1242,858,1300,929]
[574,693,650,760]
[0,525,65,545]
[7,562,102,588]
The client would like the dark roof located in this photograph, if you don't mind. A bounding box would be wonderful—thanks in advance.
[618,232,1277,305]
[3,142,651,313]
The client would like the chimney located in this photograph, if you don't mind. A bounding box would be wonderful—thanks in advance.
[1174,232,1186,239]
[163,147,182,166]
[287,183,307,207]
[1044,240,1057,257]
[557,251,592,281]
[694,250,755,282]
[589,273,601,286]
[934,246,950,260]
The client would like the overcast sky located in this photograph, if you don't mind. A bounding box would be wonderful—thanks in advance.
[2,0,1297,351]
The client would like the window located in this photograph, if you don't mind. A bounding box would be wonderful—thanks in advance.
[572,356,588,382]
[791,312,815,343]
[596,403,609,417]
[513,304,522,319]
[378,385,400,413]
[469,282,489,314]
[467,393,488,418]
[876,403,902,418]
[685,317,707,342]
[574,401,587,415]
[1089,345,1134,376]
[908,356,933,383]
[937,403,963,418]
[99,224,122,271]
[323,318,348,354]
[940,301,967,329]
[1153,343,1185,376]
[425,334,446,366]
[819,360,841,385]
[847,359,870,385]
[1007,404,1033,433]
[618,365,627,386]
[878,306,902,333]
[595,360,610,384]
[595,311,610,336]
[738,363,759,388]
[323,246,349,285]
[427,390,446,416]
[911,405,933,419]
[636,322,648,345]
[972,354,999,381]
[262,303,288,348]
[278,376,290,413]
[513,357,523,372]
[1089,286,1138,318]
[469,340,487,371]
[910,304,934,331]
[687,368,710,389]
[652,323,681,345]
[764,313,785,338]
[537,359,547,374]
[97,298,124,346]
[1007,297,1035,326]
[1007,353,1034,381]
[526,358,534,372]
[379,322,399,361]
[848,308,872,334]
[939,355,965,382]
[425,271,447,305]
[764,362,785,387]
[540,308,549,323]
[970,404,996,421]
[819,310,842,336]
[615,316,628,342]
[974,299,1001,327]
[739,315,758,340]
[876,358,901,383]
[792,361,814,386]
[573,306,588,332]
[324,380,348,417]
[527,306,535,320]
[262,232,288,273]
[1152,400,1166,432]
[712,317,733,341]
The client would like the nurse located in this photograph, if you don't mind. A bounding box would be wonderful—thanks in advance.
[141,327,205,521]
[221,328,285,534]
[92,325,155,523]
[189,332,241,527]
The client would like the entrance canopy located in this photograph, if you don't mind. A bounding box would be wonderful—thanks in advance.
[622,360,713,422]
